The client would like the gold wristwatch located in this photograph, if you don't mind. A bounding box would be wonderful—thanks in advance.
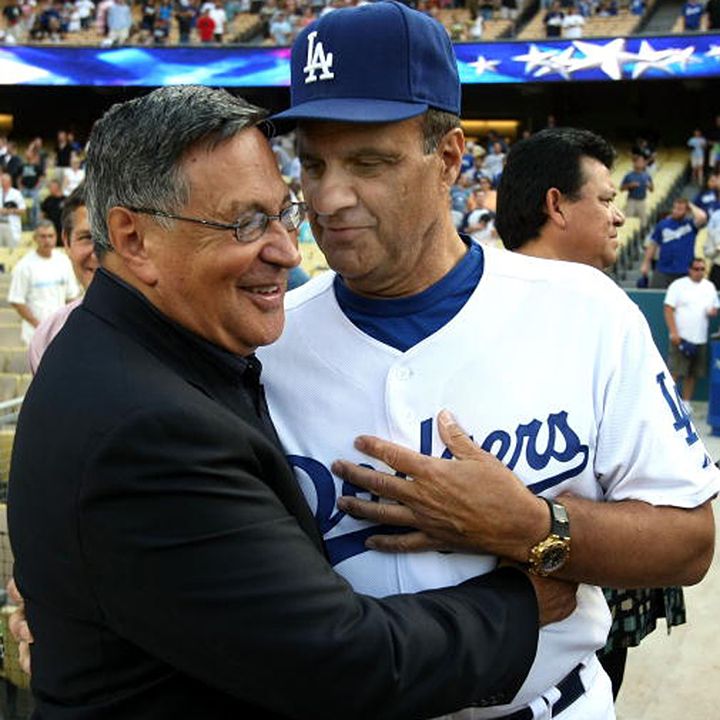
[528,497,570,576]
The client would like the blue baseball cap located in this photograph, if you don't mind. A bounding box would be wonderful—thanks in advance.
[271,1,461,125]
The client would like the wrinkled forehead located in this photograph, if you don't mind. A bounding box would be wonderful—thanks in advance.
[296,117,423,154]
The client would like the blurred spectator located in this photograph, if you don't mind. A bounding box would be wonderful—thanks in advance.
[29,185,98,374]
[96,0,113,36]
[641,198,707,289]
[175,0,194,42]
[703,208,720,289]
[0,172,25,248]
[693,172,720,217]
[140,0,157,36]
[2,141,23,186]
[104,0,132,45]
[596,0,618,15]
[448,13,467,40]
[197,6,216,41]
[621,154,654,225]
[450,173,474,213]
[19,143,44,229]
[500,0,519,20]
[76,0,94,28]
[708,0,720,29]
[41,179,65,241]
[67,2,82,33]
[682,0,703,30]
[562,4,584,36]
[688,128,707,186]
[482,141,506,181]
[460,142,476,176]
[465,207,498,247]
[209,0,227,41]
[2,0,23,41]
[56,129,73,168]
[62,152,85,197]
[297,4,316,28]
[544,1,564,37]
[629,0,645,15]
[468,14,483,38]
[481,0,496,20]
[477,175,497,212]
[632,136,657,175]
[710,115,720,169]
[7,220,79,345]
[269,9,293,44]
[28,0,60,40]
[663,257,719,407]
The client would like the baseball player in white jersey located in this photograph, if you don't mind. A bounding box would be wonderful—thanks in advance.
[263,4,719,719]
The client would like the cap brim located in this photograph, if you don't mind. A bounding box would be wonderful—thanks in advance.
[270,98,430,129]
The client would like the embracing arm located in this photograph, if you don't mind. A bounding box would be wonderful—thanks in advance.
[76,406,552,720]
[334,411,716,589]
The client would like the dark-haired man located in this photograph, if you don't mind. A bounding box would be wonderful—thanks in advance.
[493,127,697,700]
[495,127,624,269]
[263,8,718,718]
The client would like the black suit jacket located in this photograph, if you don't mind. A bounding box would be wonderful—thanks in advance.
[9,269,539,719]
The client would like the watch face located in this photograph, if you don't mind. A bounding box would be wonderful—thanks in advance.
[541,544,569,572]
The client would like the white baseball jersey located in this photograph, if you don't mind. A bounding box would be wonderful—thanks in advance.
[259,246,719,719]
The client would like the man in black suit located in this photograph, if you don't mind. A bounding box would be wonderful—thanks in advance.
[8,86,575,719]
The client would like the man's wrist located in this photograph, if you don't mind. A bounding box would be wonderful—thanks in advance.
[514,495,552,563]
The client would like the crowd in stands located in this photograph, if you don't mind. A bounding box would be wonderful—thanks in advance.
[1,0,717,47]
[1,0,720,46]
[0,130,85,243]
[3,115,720,285]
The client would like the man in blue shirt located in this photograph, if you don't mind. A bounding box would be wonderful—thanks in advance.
[682,0,704,30]
[620,154,654,224]
[641,197,707,288]
[693,172,720,218]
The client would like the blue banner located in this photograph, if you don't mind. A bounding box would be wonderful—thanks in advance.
[1,34,719,86]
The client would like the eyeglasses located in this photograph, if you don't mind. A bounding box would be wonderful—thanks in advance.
[691,265,706,271]
[126,201,307,245]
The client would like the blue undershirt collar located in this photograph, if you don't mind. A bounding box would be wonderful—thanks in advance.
[333,237,484,352]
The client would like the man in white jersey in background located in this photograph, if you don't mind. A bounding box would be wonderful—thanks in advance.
[494,127,694,702]
[263,3,718,719]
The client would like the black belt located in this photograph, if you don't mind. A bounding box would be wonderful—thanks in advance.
[493,664,585,720]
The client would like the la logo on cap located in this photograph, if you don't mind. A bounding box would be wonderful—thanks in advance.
[303,31,334,84]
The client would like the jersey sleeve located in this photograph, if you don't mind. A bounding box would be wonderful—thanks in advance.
[594,303,719,507]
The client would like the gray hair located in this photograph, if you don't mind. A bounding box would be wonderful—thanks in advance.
[85,86,268,259]
[34,219,57,236]
[421,109,461,154]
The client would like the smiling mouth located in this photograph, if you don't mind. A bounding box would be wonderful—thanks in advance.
[241,284,283,296]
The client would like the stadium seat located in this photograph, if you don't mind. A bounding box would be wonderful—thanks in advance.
[0,325,23,347]
[2,349,30,375]
[0,375,18,403]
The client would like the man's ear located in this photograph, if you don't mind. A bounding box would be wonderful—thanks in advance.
[436,127,465,189]
[544,187,567,230]
[106,206,159,286]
